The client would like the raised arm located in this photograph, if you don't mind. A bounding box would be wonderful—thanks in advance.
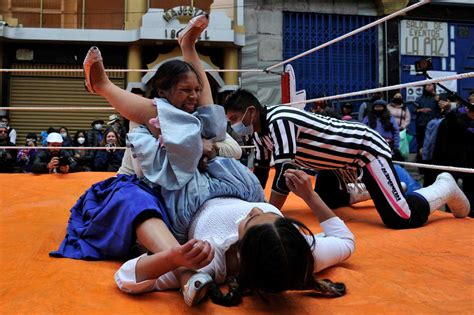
[83,47,157,127]
[284,169,355,272]
[178,14,213,106]
[284,169,336,222]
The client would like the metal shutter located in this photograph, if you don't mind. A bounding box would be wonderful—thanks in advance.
[9,63,125,143]
[283,12,378,99]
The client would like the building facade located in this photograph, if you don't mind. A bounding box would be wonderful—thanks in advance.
[0,0,244,140]
[1,0,473,140]
[388,1,474,102]
[242,0,473,107]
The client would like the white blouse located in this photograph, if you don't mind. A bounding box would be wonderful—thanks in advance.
[115,197,355,293]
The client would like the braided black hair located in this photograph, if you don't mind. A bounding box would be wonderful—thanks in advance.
[207,217,346,306]
[207,278,243,307]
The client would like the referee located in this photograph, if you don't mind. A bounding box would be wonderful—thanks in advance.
[223,89,470,229]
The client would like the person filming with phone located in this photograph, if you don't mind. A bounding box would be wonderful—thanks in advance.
[31,132,78,174]
[94,129,124,172]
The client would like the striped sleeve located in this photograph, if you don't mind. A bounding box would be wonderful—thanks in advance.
[269,119,298,163]
[253,133,271,164]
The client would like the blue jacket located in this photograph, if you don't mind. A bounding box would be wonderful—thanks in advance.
[415,94,439,127]
[363,116,400,151]
[422,117,444,161]
[94,149,124,172]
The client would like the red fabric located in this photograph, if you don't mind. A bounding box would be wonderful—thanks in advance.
[1,171,472,313]
[281,72,290,104]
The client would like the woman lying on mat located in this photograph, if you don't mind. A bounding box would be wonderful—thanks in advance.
[115,168,353,306]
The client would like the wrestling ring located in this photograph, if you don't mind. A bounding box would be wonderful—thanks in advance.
[1,1,473,313]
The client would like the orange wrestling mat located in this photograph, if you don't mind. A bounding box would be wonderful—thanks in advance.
[1,172,473,314]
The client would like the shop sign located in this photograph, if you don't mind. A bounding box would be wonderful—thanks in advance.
[164,28,209,40]
[163,6,206,22]
[400,20,448,57]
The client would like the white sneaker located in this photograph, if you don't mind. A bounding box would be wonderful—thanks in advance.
[437,173,470,218]
[182,272,213,307]
[416,172,470,218]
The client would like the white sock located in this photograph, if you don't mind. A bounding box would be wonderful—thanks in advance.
[154,271,180,291]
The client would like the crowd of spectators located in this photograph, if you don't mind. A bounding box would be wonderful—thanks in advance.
[0,114,127,174]
[304,88,473,162]
[303,88,473,209]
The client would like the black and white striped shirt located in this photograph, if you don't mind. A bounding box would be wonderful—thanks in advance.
[253,105,392,192]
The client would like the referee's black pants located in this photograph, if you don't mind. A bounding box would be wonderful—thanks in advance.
[315,155,431,229]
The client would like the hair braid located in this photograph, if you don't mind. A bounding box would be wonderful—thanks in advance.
[305,276,346,297]
[207,279,242,306]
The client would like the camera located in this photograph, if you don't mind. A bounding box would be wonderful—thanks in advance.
[58,156,70,166]
[415,58,433,73]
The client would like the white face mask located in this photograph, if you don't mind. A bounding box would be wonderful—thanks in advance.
[77,137,85,145]
[231,107,255,136]
[450,102,457,110]
[60,132,67,138]
[94,124,102,130]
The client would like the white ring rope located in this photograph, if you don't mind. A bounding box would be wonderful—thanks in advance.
[279,72,474,106]
[0,107,114,111]
[1,146,127,150]
[0,68,264,73]
[265,0,431,71]
[393,161,474,174]
[2,72,471,112]
[239,146,474,174]
[2,147,473,174]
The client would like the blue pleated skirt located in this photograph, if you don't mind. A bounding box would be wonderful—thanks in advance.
[50,174,168,260]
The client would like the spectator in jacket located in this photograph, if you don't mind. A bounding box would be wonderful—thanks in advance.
[59,126,73,147]
[414,84,439,158]
[0,122,16,173]
[428,101,474,217]
[0,116,17,145]
[31,132,78,174]
[340,103,355,121]
[305,98,340,119]
[16,132,38,173]
[73,130,94,171]
[387,93,411,131]
[87,119,104,148]
[107,114,127,145]
[363,99,400,157]
[358,92,383,122]
[94,129,124,172]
